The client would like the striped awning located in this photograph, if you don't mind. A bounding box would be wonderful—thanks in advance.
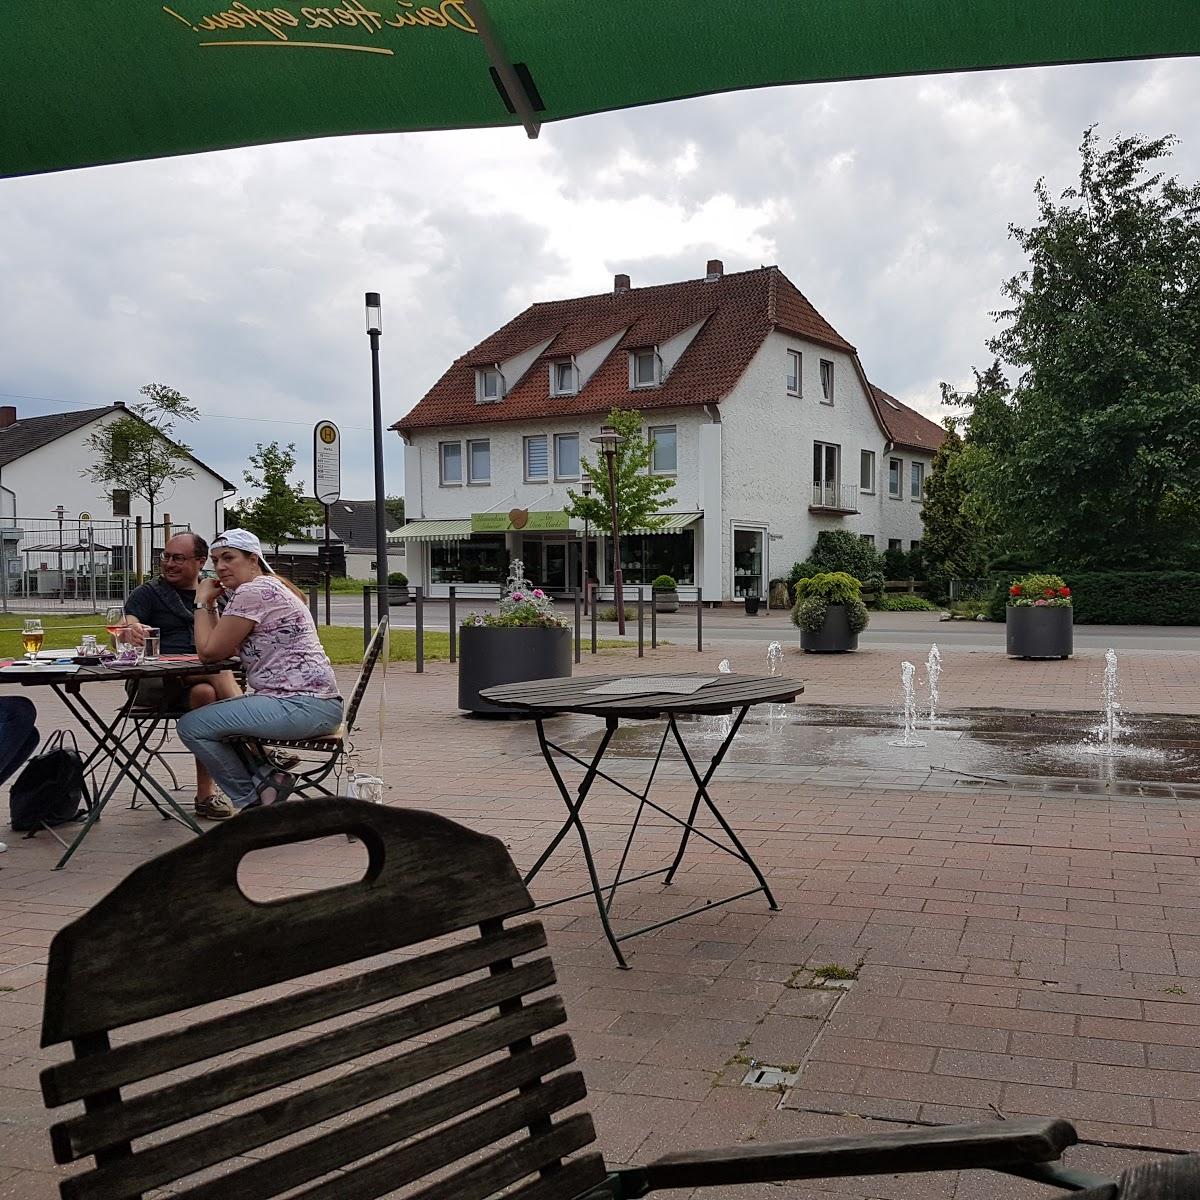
[388,520,472,543]
[631,512,702,536]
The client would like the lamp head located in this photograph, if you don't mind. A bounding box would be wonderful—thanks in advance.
[364,291,382,335]
[581,477,593,497]
[590,426,626,455]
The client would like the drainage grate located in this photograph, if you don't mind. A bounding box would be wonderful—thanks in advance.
[742,1065,800,1089]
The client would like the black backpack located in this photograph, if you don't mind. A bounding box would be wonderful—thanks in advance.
[9,730,92,834]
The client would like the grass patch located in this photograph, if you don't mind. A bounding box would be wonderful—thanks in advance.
[809,962,860,981]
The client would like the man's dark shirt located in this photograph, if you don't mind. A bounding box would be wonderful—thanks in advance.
[124,577,198,655]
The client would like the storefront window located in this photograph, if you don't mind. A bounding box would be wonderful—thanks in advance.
[604,530,694,585]
[429,535,508,583]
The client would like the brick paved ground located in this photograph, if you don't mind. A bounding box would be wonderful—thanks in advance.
[0,638,1197,1197]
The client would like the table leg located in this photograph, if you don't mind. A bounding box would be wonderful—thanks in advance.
[51,684,202,869]
[663,708,778,909]
[528,717,630,969]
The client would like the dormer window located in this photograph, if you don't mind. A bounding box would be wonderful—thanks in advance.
[475,367,505,404]
[550,359,578,397]
[630,348,661,389]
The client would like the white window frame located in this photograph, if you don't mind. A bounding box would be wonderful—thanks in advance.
[630,348,661,389]
[859,449,875,494]
[786,349,802,397]
[523,433,549,482]
[812,440,840,506]
[466,438,491,485]
[888,456,903,499]
[439,440,463,487]
[819,359,834,404]
[910,461,925,500]
[553,432,580,481]
[475,367,505,404]
[549,359,578,397]
[648,424,677,475]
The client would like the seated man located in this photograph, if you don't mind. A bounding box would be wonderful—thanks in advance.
[121,532,241,821]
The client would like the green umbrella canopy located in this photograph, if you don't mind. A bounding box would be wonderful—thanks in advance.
[3,0,1199,177]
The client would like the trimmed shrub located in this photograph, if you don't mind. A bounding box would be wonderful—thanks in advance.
[809,530,884,584]
[388,571,408,586]
[598,605,637,622]
[790,572,870,635]
[1066,571,1200,625]
[876,593,940,612]
[651,574,677,591]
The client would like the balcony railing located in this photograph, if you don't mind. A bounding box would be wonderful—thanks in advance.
[809,482,860,514]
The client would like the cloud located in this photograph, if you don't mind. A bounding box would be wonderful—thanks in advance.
[1,56,1198,499]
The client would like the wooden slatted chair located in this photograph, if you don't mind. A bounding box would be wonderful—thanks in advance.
[232,618,387,798]
[39,799,1189,1200]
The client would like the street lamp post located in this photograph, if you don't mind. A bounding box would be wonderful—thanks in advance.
[590,426,627,635]
[581,475,592,615]
[53,504,65,605]
[365,292,388,627]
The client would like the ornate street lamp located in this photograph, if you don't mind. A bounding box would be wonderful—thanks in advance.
[580,475,592,615]
[590,426,627,634]
[365,292,388,625]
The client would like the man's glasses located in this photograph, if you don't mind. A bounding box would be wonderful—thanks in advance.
[160,552,199,564]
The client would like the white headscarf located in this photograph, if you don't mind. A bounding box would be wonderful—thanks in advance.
[210,528,275,574]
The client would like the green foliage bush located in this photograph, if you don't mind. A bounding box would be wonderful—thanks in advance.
[387,571,408,586]
[876,593,940,612]
[651,574,677,591]
[810,530,884,586]
[599,605,637,622]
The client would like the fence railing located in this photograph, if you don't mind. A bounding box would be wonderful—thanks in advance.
[0,515,190,613]
[810,482,860,512]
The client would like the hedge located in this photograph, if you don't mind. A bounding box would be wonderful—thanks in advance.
[986,571,1200,625]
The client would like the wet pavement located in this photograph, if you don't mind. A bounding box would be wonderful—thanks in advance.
[558,704,1200,800]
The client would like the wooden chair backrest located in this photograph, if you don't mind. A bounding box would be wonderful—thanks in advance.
[342,619,387,732]
[40,799,607,1200]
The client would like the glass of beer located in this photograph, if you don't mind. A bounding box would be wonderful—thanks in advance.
[105,605,125,651]
[22,618,44,660]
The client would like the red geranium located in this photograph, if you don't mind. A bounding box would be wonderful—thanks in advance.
[1009,584,1022,596]
[1059,586,1071,597]
[1043,588,1057,598]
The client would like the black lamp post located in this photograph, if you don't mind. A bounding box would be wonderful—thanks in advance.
[580,475,592,615]
[365,292,388,626]
[590,426,627,635]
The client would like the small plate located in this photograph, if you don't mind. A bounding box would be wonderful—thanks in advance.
[73,655,104,665]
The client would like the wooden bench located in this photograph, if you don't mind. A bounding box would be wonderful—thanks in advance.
[39,800,1197,1199]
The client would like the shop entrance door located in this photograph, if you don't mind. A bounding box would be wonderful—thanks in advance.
[732,528,765,599]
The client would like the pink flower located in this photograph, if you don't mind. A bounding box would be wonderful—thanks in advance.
[510,591,524,602]
[532,589,545,599]
[1034,598,1048,606]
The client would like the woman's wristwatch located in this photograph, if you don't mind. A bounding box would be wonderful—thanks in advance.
[194,602,217,613]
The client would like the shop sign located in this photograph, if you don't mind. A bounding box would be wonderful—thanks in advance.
[471,509,569,533]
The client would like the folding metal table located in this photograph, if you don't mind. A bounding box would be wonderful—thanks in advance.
[480,672,803,968]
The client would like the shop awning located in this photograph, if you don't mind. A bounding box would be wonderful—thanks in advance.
[632,512,702,536]
[389,519,473,543]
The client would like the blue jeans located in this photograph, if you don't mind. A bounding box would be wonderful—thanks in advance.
[177,694,343,808]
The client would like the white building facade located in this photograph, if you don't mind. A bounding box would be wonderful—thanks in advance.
[394,264,942,602]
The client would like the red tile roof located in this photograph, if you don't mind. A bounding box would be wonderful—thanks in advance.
[393,266,857,433]
[867,385,947,454]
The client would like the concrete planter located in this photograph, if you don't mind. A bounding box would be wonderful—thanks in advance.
[654,589,679,614]
[458,625,572,714]
[387,585,410,607]
[800,603,858,653]
[1006,605,1073,659]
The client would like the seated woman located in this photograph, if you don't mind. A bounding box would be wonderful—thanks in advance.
[177,529,343,810]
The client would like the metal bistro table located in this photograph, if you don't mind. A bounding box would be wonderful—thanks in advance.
[2,655,239,868]
[481,672,804,968]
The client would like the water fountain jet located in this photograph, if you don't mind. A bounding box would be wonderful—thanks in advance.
[889,661,927,748]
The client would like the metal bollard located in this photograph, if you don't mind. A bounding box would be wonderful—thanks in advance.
[590,584,598,654]
[449,586,457,663]
[362,585,372,650]
[651,589,657,650]
[574,588,582,664]
[414,586,424,674]
[637,589,644,657]
[697,586,703,652]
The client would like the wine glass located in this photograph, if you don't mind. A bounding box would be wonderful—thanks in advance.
[104,605,125,651]
[21,618,44,661]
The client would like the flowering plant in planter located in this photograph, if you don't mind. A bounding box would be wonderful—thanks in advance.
[1007,573,1072,609]
[463,559,568,629]
[790,571,870,635]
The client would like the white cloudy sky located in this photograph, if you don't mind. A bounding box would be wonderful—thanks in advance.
[1,56,1197,502]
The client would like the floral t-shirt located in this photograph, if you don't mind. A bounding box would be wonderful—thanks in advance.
[224,576,340,700]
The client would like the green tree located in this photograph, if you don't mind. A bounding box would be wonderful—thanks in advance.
[384,495,405,528]
[564,408,674,538]
[85,383,198,543]
[978,129,1200,569]
[238,441,319,555]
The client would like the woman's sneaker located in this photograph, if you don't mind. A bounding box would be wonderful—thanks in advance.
[195,793,235,821]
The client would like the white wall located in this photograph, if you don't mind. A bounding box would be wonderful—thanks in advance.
[0,411,230,542]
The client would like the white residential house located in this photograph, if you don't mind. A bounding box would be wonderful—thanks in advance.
[0,402,235,595]
[392,262,944,602]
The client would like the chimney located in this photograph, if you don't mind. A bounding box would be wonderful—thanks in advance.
[704,259,724,282]
[0,405,15,429]
[613,273,630,295]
